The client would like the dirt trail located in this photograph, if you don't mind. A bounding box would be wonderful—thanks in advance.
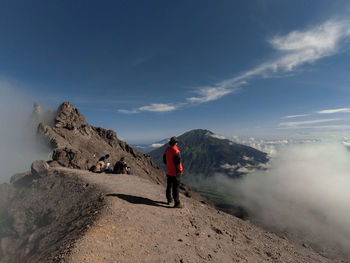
[52,168,331,263]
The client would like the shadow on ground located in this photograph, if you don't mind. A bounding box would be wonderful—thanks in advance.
[106,193,171,208]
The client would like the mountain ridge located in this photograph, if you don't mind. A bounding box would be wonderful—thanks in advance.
[0,102,340,262]
[149,129,269,178]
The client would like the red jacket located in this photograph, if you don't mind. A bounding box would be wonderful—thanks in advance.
[163,145,183,176]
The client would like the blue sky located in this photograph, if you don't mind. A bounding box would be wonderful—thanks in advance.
[1,0,350,143]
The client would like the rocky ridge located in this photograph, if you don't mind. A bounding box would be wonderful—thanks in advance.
[37,102,165,185]
[35,102,201,200]
[0,102,337,262]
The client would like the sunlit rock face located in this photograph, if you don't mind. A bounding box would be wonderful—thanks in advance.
[37,102,165,185]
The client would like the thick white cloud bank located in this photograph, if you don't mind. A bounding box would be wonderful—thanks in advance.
[0,84,52,183]
[212,142,350,258]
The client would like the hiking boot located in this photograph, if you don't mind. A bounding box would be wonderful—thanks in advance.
[174,202,183,208]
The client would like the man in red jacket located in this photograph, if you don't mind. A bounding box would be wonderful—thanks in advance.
[163,136,183,208]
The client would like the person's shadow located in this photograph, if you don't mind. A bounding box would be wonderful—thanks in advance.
[106,194,171,208]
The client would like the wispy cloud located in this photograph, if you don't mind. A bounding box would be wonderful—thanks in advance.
[281,114,311,119]
[118,103,178,114]
[138,103,177,112]
[280,125,350,130]
[118,101,186,114]
[267,20,350,71]
[225,19,350,84]
[186,19,350,107]
[317,108,350,114]
[117,109,140,114]
[280,118,340,128]
[186,86,236,103]
[119,19,350,114]
[279,106,350,130]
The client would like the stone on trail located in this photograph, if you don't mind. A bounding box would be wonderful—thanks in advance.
[31,160,50,177]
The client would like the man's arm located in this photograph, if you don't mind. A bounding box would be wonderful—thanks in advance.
[174,152,182,175]
[163,153,167,164]
[173,152,181,165]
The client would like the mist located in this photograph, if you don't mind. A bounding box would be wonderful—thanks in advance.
[189,142,350,259]
[0,84,53,183]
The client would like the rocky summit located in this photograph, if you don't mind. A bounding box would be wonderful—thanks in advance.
[0,102,339,262]
[37,102,165,185]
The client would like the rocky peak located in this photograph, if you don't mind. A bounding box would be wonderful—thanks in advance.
[54,102,88,130]
[36,102,169,186]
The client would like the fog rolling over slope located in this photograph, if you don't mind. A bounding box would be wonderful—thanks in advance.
[0,87,53,183]
[203,142,350,260]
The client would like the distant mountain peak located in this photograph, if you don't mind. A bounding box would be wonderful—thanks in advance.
[182,129,213,136]
[149,129,268,178]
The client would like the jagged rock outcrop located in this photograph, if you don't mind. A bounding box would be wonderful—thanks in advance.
[36,102,199,199]
[37,102,165,185]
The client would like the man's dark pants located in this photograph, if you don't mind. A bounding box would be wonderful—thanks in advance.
[166,175,181,204]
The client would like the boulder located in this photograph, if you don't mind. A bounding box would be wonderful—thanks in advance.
[31,160,50,177]
[52,147,85,169]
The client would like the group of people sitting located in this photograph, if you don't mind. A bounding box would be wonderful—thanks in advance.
[89,154,133,174]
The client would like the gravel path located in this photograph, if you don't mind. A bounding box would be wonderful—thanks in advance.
[55,168,331,263]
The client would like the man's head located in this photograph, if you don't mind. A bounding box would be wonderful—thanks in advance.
[169,136,178,146]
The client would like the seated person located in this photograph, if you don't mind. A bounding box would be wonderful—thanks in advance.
[125,166,133,175]
[90,154,110,173]
[113,157,127,174]
[113,157,131,174]
[104,162,113,173]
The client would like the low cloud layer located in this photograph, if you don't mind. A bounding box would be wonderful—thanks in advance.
[210,142,350,258]
[0,84,52,182]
